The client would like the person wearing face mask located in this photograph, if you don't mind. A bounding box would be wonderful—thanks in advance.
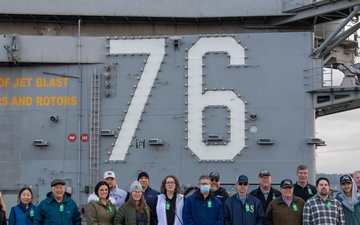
[182,175,223,225]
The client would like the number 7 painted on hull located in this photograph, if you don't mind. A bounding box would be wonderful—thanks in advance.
[109,39,165,161]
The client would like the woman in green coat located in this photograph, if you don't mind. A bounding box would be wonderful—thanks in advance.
[86,181,116,225]
[114,181,150,225]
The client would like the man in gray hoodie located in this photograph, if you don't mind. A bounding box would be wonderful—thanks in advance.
[336,174,360,225]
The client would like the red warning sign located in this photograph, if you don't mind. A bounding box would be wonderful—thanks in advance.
[68,133,77,142]
[80,133,89,143]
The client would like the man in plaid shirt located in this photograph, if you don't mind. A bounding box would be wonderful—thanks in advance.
[303,177,345,225]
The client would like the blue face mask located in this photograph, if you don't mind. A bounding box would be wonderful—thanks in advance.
[200,185,211,193]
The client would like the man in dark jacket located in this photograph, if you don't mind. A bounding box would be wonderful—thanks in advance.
[224,174,264,225]
[33,179,81,225]
[209,171,230,204]
[249,170,281,212]
[293,164,316,201]
[137,171,160,208]
[183,175,223,225]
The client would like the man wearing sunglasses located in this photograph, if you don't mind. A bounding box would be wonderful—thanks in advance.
[209,171,230,204]
[223,175,264,225]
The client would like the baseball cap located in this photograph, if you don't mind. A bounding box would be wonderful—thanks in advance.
[209,171,220,179]
[51,179,66,187]
[340,175,352,184]
[258,170,271,178]
[280,179,293,188]
[237,175,248,183]
[104,171,116,179]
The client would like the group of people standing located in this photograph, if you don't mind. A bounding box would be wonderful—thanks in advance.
[0,166,359,225]
[86,171,182,225]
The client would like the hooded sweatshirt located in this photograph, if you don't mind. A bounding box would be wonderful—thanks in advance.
[336,175,360,225]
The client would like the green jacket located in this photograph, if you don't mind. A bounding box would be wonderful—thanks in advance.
[33,192,81,225]
[336,193,360,225]
[86,197,116,225]
[114,200,150,225]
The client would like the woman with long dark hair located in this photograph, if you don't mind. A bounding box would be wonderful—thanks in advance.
[151,175,184,225]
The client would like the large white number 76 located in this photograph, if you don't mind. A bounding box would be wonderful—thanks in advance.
[109,37,246,161]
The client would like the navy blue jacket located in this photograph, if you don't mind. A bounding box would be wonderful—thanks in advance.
[144,187,160,208]
[182,190,223,225]
[223,193,264,225]
[9,202,38,225]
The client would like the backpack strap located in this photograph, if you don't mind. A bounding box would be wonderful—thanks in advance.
[17,205,34,223]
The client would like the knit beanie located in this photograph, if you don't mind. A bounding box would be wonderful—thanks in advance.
[130,181,143,192]
[137,171,149,180]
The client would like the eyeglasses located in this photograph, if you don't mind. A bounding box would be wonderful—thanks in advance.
[211,178,219,182]
[238,182,248,186]
[165,181,175,185]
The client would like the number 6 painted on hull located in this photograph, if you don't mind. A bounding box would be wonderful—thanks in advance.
[187,37,246,160]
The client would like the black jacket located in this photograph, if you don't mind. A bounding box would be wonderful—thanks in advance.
[0,205,7,225]
[249,187,281,212]
[213,187,230,204]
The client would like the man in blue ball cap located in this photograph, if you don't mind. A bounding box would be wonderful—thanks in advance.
[224,174,264,225]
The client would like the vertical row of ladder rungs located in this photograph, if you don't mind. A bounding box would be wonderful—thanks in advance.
[89,71,101,193]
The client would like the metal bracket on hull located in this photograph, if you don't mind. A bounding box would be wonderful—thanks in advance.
[4,34,19,64]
